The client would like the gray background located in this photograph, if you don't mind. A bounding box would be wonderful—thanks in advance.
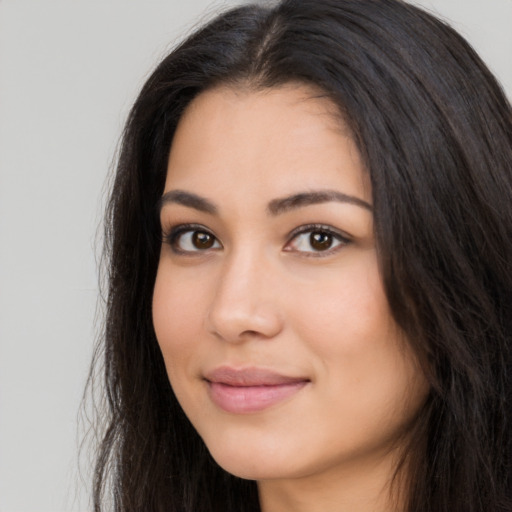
[0,1,510,510]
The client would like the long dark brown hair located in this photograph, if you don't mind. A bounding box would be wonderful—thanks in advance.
[90,0,512,510]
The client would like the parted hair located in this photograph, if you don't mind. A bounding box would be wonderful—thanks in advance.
[91,1,512,510]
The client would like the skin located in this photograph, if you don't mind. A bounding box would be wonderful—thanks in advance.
[152,84,429,512]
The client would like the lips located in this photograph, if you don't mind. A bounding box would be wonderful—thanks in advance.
[204,366,309,414]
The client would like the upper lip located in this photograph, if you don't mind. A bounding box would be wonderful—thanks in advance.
[204,366,309,387]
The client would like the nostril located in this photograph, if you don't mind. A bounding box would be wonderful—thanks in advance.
[205,305,283,343]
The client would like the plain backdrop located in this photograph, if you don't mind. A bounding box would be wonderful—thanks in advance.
[0,1,510,511]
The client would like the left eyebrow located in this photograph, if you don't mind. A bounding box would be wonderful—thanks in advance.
[267,190,372,215]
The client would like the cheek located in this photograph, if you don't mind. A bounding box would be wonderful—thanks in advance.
[152,266,207,372]
[290,251,390,355]
[287,252,422,409]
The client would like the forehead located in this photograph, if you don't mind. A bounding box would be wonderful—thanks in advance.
[165,84,369,205]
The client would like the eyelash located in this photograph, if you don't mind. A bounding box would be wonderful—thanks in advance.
[162,223,351,257]
[163,223,221,255]
[285,223,351,257]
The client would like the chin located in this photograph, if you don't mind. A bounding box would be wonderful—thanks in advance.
[212,455,294,481]
[203,434,299,481]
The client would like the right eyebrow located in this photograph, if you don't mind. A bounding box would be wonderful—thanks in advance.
[158,190,218,215]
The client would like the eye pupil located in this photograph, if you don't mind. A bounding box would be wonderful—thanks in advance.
[310,231,332,250]
[193,231,214,249]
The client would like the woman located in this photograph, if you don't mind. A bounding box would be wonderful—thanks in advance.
[91,0,512,510]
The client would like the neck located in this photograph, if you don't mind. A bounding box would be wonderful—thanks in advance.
[257,450,406,512]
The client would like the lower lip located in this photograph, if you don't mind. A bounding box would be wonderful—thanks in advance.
[207,381,308,414]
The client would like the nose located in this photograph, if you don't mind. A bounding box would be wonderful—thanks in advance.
[205,248,284,343]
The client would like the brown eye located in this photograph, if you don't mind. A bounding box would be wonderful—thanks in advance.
[310,231,333,251]
[169,227,221,253]
[285,225,349,255]
[193,231,215,249]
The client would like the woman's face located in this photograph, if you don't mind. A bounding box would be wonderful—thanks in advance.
[153,85,428,485]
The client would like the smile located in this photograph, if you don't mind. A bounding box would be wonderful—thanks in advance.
[204,366,310,414]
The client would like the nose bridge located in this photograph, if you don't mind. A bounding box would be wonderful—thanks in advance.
[206,242,282,342]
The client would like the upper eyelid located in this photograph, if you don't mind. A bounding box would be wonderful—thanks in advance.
[161,223,220,246]
[286,224,351,241]
[163,223,349,237]
[162,222,214,237]
[164,224,222,254]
